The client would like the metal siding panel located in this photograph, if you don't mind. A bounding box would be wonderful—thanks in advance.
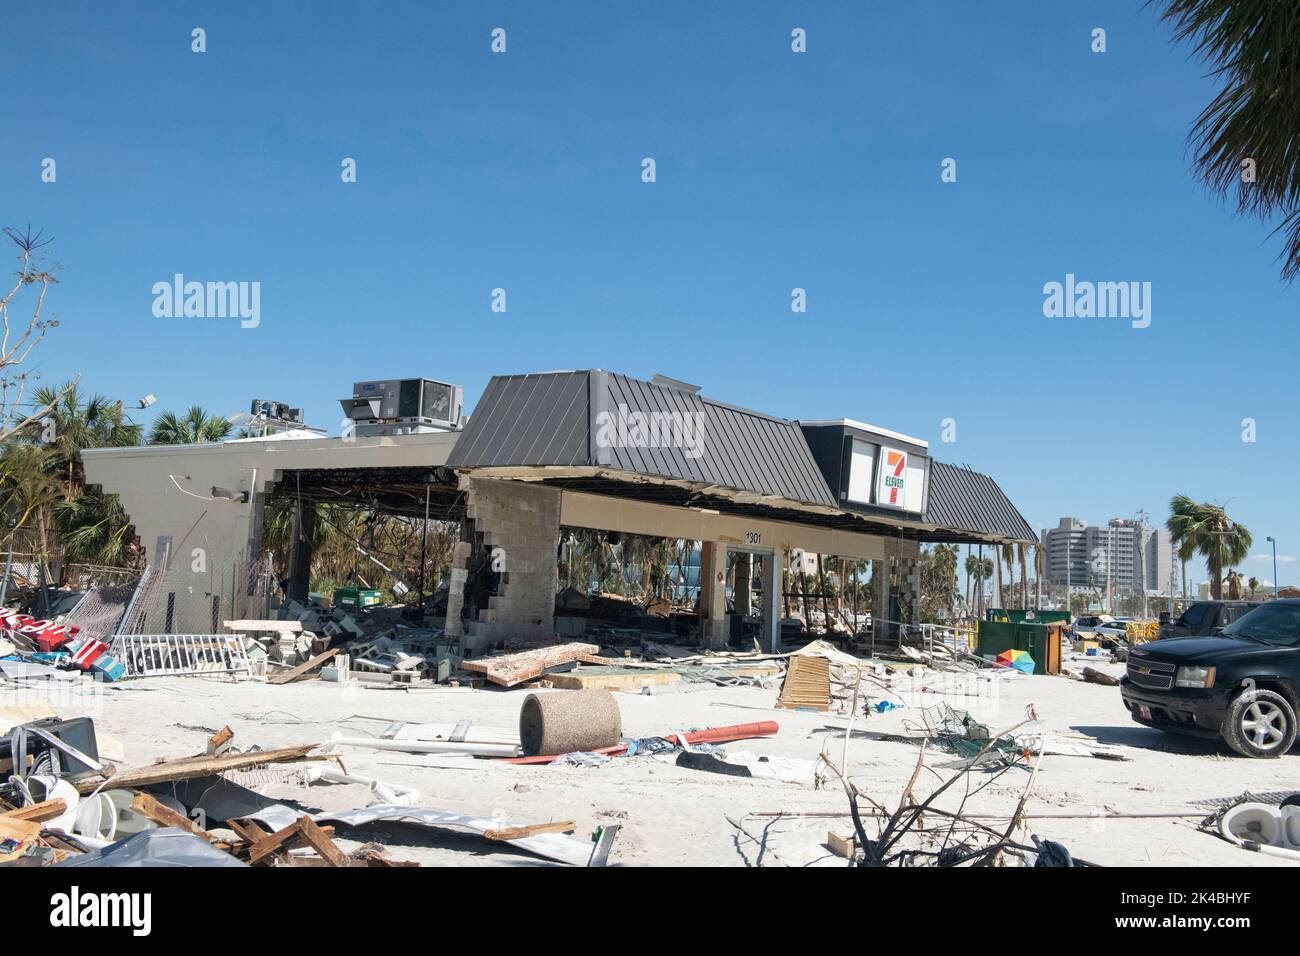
[626,376,679,479]
[523,372,588,466]
[736,414,784,497]
[488,375,547,466]
[554,373,593,465]
[512,373,568,464]
[445,376,505,467]
[701,404,749,491]
[657,382,706,483]
[607,375,653,477]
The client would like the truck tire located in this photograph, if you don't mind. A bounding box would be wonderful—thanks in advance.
[1222,689,1297,758]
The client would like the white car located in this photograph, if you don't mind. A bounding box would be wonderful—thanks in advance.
[1093,620,1129,644]
[1071,614,1115,639]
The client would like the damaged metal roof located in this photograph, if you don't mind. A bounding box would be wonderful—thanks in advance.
[448,370,1036,544]
[447,370,838,508]
[923,460,1036,543]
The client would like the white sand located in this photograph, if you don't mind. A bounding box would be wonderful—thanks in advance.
[7,658,1295,867]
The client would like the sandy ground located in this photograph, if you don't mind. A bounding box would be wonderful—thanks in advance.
[6,656,1297,867]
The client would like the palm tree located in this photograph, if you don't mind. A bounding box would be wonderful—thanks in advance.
[1248,576,1259,600]
[964,553,995,616]
[1154,1,1300,279]
[1034,543,1045,609]
[0,442,61,581]
[964,553,981,614]
[1166,495,1252,600]
[1159,0,1300,280]
[1017,543,1031,608]
[917,544,958,622]
[1225,569,1244,600]
[31,381,141,497]
[148,406,233,444]
[51,486,139,568]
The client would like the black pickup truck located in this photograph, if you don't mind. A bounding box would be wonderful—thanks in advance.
[1157,600,1252,639]
[1121,599,1300,757]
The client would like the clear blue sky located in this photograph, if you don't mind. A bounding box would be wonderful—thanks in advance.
[2,1,1295,586]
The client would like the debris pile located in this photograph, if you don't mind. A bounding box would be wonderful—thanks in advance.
[0,607,125,682]
[0,713,619,868]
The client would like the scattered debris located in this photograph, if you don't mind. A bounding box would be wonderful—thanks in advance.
[463,642,601,687]
[1081,667,1120,687]
[1203,798,1300,861]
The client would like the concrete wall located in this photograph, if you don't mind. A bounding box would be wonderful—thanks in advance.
[462,477,561,648]
[81,433,459,626]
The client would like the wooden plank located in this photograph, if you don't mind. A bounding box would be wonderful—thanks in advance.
[224,619,302,633]
[75,743,320,795]
[296,815,350,867]
[206,725,234,755]
[484,820,577,841]
[131,791,218,845]
[827,831,857,859]
[461,643,600,687]
[227,819,269,846]
[267,647,339,685]
[0,798,67,823]
[0,817,41,861]
[247,819,306,864]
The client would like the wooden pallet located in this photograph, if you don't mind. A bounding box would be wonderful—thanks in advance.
[776,654,831,712]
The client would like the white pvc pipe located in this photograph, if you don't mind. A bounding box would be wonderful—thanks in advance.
[299,764,421,805]
[324,733,518,757]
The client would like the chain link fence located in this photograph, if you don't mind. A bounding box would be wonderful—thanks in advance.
[117,553,272,636]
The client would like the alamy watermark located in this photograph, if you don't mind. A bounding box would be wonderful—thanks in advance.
[594,402,705,459]
[1042,273,1150,329]
[152,274,260,328]
[50,886,151,936]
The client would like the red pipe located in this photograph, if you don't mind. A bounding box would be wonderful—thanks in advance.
[504,720,779,765]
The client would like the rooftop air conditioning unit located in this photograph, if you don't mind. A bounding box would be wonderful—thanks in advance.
[250,399,304,425]
[339,378,464,437]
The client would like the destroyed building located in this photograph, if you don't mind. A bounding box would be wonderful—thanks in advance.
[80,369,1036,657]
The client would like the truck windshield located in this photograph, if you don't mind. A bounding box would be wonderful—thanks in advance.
[1221,604,1300,646]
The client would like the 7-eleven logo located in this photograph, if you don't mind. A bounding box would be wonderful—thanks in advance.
[881,449,907,505]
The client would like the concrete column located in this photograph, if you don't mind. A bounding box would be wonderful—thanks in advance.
[286,500,316,604]
[764,549,784,652]
[733,552,753,618]
[871,558,889,640]
[897,557,920,626]
[699,542,728,649]
[442,536,472,642]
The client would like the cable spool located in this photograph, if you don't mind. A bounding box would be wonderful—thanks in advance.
[519,690,622,757]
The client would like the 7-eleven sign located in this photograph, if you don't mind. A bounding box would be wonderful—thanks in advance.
[877,447,908,507]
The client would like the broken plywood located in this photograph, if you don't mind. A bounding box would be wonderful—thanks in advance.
[462,642,600,687]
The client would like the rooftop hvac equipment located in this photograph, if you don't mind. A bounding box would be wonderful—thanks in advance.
[249,399,304,425]
[339,378,464,437]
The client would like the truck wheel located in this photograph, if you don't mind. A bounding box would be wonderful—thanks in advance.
[1222,690,1297,758]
